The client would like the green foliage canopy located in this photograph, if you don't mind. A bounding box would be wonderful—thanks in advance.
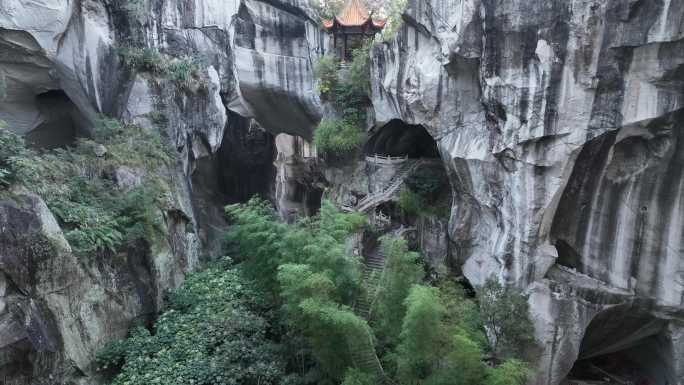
[478,277,536,360]
[97,259,288,385]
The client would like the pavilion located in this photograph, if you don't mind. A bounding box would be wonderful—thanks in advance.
[322,0,385,61]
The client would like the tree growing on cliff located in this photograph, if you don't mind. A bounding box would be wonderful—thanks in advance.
[477,277,535,360]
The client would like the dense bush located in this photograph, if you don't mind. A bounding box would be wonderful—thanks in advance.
[0,122,30,187]
[314,118,364,155]
[97,259,289,385]
[225,198,534,385]
[6,118,171,256]
[314,55,340,97]
[478,277,536,360]
[399,167,449,217]
[313,46,371,156]
[313,0,347,19]
[404,168,447,202]
[397,188,426,217]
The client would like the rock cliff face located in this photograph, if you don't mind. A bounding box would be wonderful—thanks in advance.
[0,0,322,383]
[371,0,684,383]
[2,0,684,384]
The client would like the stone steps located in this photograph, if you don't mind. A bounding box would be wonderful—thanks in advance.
[348,247,391,384]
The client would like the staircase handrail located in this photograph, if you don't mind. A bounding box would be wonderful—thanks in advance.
[355,160,423,212]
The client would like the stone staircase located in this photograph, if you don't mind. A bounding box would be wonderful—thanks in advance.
[349,159,422,213]
[348,247,393,384]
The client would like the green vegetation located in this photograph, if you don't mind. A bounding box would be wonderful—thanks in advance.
[313,55,340,96]
[97,258,289,385]
[1,118,171,256]
[313,46,371,156]
[117,46,206,91]
[314,118,365,155]
[0,122,30,187]
[372,236,423,344]
[382,0,407,40]
[398,167,449,217]
[227,198,367,382]
[100,197,535,385]
[478,277,536,360]
[224,198,534,385]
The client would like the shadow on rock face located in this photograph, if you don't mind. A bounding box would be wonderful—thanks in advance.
[24,90,90,149]
[191,112,276,252]
[365,119,440,158]
[565,304,678,385]
[551,109,684,302]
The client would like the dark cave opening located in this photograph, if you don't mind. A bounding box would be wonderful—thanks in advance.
[25,90,89,149]
[365,119,440,158]
[192,112,276,205]
[564,306,675,385]
[291,181,323,217]
[191,112,276,252]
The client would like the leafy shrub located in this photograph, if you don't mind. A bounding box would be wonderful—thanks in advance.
[10,118,171,256]
[398,188,425,217]
[313,55,340,97]
[0,123,30,188]
[396,285,446,382]
[313,46,371,156]
[225,198,534,385]
[97,260,287,385]
[118,47,205,90]
[484,359,531,385]
[313,0,346,19]
[405,168,447,202]
[117,46,165,74]
[399,167,449,217]
[342,368,375,385]
[478,277,535,360]
[313,118,364,155]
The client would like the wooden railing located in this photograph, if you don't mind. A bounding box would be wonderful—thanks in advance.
[365,154,409,164]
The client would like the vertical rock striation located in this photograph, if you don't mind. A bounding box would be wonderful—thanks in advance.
[0,0,323,382]
[371,0,684,384]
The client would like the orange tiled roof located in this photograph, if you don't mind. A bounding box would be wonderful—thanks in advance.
[322,0,385,29]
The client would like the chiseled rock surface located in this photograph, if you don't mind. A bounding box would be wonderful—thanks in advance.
[371,0,684,384]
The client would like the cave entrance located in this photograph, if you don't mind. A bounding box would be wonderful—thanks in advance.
[564,306,675,385]
[364,119,440,159]
[191,112,276,252]
[25,90,89,149]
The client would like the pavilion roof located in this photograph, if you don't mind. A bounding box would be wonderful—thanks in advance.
[322,0,386,30]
